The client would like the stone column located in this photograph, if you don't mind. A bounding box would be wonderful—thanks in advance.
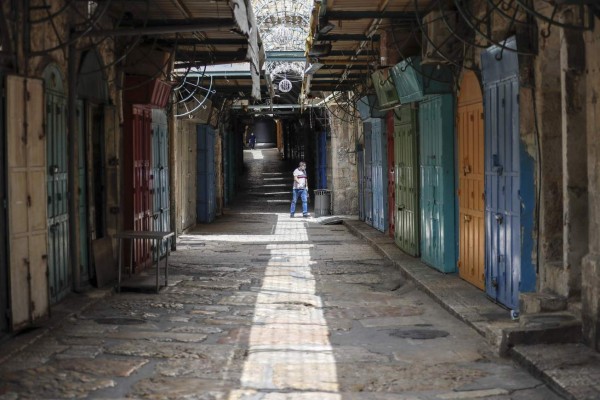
[560,10,587,300]
[582,24,600,350]
[328,108,359,215]
[536,27,564,276]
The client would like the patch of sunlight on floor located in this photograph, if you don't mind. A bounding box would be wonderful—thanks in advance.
[244,149,265,160]
[229,214,341,399]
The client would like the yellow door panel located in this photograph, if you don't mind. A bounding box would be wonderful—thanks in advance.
[457,71,485,290]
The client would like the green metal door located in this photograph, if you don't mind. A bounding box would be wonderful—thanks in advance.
[44,65,70,303]
[394,105,420,256]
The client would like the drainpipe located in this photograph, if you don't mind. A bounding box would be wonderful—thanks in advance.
[68,42,81,292]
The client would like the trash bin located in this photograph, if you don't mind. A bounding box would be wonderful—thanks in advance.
[314,189,331,217]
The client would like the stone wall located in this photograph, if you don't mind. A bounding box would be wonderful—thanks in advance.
[327,108,359,215]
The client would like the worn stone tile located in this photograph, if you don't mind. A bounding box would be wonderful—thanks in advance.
[129,377,231,399]
[54,345,103,359]
[335,362,487,392]
[105,331,208,343]
[105,342,245,362]
[154,358,244,379]
[168,325,223,334]
[51,358,148,377]
[0,366,115,398]
[325,305,423,319]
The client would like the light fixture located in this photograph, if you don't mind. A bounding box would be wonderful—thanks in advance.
[317,16,335,35]
[318,22,335,35]
[305,62,323,75]
[308,43,332,57]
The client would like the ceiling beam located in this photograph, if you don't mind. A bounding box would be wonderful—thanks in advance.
[325,11,414,20]
[158,38,248,46]
[175,49,247,62]
[86,19,236,37]
[314,33,380,42]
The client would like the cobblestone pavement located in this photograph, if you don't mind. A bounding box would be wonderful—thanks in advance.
[0,149,563,399]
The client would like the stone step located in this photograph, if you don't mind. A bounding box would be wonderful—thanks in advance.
[498,311,582,355]
[519,291,568,314]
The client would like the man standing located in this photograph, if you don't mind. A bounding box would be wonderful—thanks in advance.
[290,161,309,218]
[248,132,256,149]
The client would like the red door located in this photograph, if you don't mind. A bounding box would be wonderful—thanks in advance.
[123,105,153,270]
[387,111,395,237]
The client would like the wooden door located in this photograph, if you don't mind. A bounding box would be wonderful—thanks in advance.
[7,76,48,329]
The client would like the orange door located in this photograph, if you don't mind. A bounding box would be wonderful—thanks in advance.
[457,71,485,290]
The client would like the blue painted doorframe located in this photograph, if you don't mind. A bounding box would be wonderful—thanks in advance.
[482,37,536,311]
[419,94,457,273]
[370,118,388,232]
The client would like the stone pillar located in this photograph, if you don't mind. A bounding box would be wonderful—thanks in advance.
[535,24,564,288]
[560,10,587,300]
[328,108,359,215]
[582,24,600,351]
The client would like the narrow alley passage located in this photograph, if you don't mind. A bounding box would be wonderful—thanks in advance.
[0,149,560,399]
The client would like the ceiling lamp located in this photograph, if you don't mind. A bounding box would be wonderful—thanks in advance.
[278,78,293,93]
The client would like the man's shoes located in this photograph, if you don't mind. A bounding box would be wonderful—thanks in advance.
[303,213,310,218]
[290,214,294,218]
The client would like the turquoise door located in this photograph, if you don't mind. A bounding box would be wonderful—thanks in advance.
[151,109,170,257]
[394,105,420,256]
[419,94,457,273]
[44,65,71,303]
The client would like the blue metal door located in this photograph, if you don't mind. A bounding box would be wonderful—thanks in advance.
[151,109,170,256]
[371,118,388,232]
[364,122,373,226]
[419,94,457,273]
[44,65,70,303]
[482,37,535,310]
[197,125,216,223]
[357,147,365,221]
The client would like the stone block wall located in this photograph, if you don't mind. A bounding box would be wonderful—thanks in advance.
[327,108,359,215]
